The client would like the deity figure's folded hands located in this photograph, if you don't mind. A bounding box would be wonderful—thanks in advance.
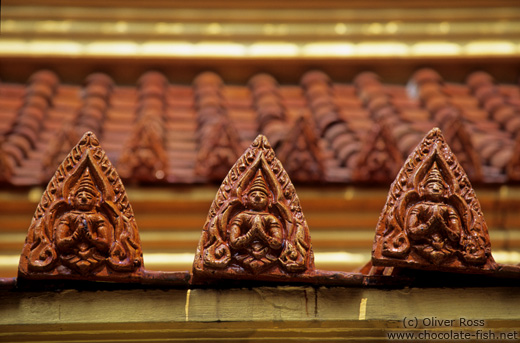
[407,203,462,243]
[229,217,255,249]
[254,216,283,250]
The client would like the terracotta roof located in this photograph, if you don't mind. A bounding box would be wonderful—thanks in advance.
[1,68,520,187]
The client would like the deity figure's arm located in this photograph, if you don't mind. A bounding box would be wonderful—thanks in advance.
[55,214,77,251]
[229,213,254,249]
[85,214,113,253]
[444,207,462,242]
[407,204,432,239]
[258,215,283,249]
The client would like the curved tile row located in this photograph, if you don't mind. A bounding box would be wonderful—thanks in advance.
[301,70,361,171]
[0,68,519,186]
[466,71,517,177]
[248,73,287,149]
[4,71,58,169]
[193,72,244,182]
[117,71,169,183]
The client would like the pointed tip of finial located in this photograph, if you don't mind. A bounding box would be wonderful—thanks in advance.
[78,131,100,146]
[252,134,272,149]
[254,134,267,141]
[79,131,94,138]
[425,127,446,142]
[429,127,442,135]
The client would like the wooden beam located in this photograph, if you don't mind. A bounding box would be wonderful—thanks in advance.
[0,286,519,342]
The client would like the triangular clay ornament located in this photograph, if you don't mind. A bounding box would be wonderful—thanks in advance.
[352,123,404,184]
[372,128,496,273]
[19,132,145,282]
[117,114,168,183]
[195,118,246,182]
[276,116,325,183]
[192,135,316,283]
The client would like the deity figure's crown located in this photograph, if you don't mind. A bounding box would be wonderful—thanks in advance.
[75,170,98,195]
[248,171,269,195]
[425,163,443,185]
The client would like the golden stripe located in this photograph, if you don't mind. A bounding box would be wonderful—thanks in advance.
[0,38,519,58]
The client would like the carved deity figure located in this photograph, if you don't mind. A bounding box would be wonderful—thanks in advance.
[193,135,314,282]
[373,128,495,272]
[353,123,404,184]
[228,171,284,273]
[54,171,114,274]
[405,163,462,264]
[19,132,144,281]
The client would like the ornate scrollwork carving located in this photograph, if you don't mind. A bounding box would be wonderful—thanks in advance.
[439,113,483,183]
[193,135,315,281]
[19,131,144,281]
[372,128,496,272]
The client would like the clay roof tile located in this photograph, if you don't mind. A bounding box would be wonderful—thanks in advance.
[1,67,520,186]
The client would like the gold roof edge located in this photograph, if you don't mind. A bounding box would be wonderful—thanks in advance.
[1,4,519,59]
[0,39,518,59]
